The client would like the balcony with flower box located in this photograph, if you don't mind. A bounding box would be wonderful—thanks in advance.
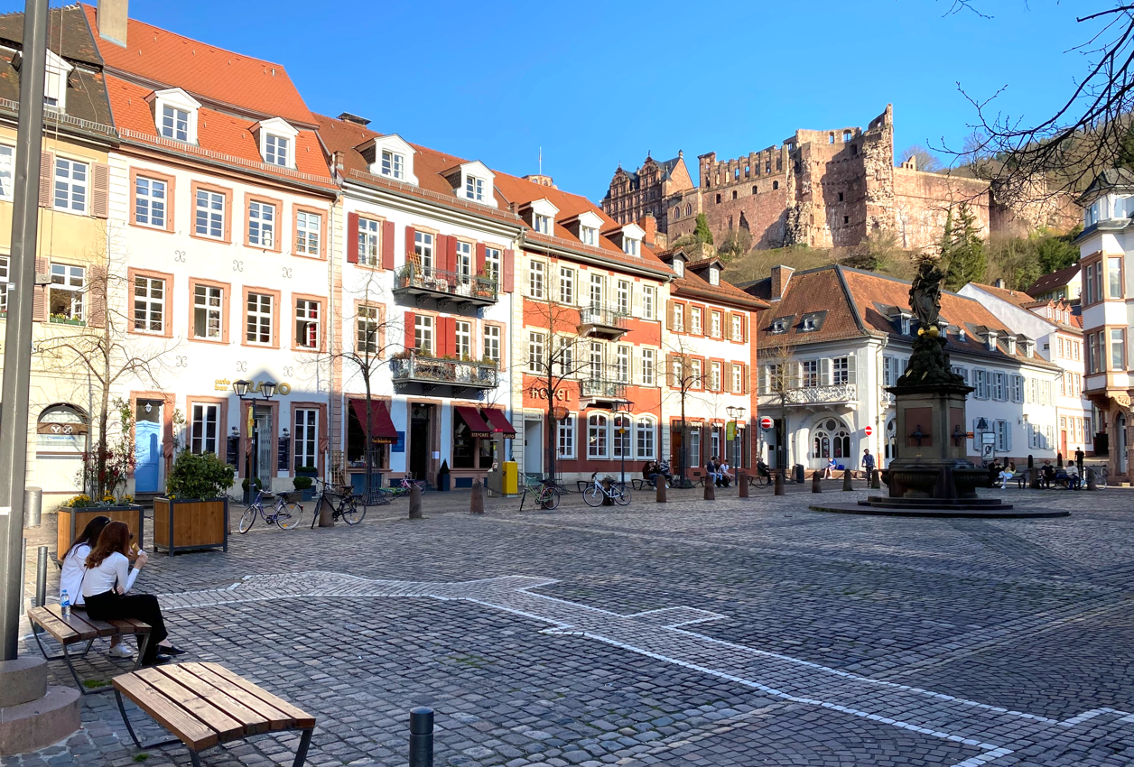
[390,351,498,394]
[578,303,629,340]
[393,265,497,308]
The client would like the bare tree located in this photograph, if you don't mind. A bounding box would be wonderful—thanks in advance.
[757,331,798,472]
[899,145,943,172]
[661,334,714,485]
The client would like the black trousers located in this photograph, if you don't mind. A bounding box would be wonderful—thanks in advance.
[84,590,168,661]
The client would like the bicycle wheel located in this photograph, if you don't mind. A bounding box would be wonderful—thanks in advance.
[310,497,324,529]
[275,501,303,530]
[613,484,631,506]
[369,488,392,506]
[540,486,561,510]
[582,485,603,507]
[238,505,258,533]
[342,497,366,525]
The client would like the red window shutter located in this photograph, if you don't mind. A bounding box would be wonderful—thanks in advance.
[88,266,107,327]
[435,235,448,272]
[92,163,110,218]
[405,226,416,262]
[381,220,395,270]
[502,249,514,293]
[38,152,53,208]
[32,257,48,320]
[666,300,674,331]
[347,212,359,264]
[447,236,458,275]
[475,243,486,274]
[404,310,415,351]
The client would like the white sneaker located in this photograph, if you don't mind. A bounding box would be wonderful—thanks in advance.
[107,644,134,658]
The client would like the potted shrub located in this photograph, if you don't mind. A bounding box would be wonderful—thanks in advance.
[154,451,235,555]
[57,494,145,564]
[241,476,263,504]
[438,459,451,492]
[293,475,315,501]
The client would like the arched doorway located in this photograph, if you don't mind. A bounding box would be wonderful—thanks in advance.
[811,417,850,469]
[34,404,88,494]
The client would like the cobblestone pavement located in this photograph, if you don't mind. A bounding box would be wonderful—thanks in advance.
[7,483,1134,767]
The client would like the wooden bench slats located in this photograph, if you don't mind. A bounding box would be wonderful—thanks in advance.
[44,605,104,640]
[199,663,315,729]
[174,664,294,730]
[133,667,247,743]
[158,665,273,737]
[27,607,82,643]
[114,673,221,752]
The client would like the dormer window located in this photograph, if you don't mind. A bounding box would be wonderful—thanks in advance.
[958,326,967,342]
[580,225,597,245]
[709,267,720,286]
[370,135,418,184]
[444,160,497,207]
[265,134,290,167]
[673,260,684,278]
[381,150,405,179]
[43,50,72,111]
[801,317,816,332]
[1006,337,1017,355]
[534,214,552,234]
[771,319,787,334]
[148,88,201,145]
[1021,339,1034,357]
[465,175,486,202]
[161,105,189,142]
[987,331,999,352]
[900,315,911,335]
[624,237,640,256]
[253,117,298,169]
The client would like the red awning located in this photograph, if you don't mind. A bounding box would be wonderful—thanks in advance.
[349,399,398,444]
[482,408,516,437]
[455,406,493,438]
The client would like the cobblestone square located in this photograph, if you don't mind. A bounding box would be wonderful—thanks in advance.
[8,484,1134,766]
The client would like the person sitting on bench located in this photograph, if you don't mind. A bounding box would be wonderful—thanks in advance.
[642,460,659,487]
[60,515,132,659]
[756,458,771,485]
[718,460,733,488]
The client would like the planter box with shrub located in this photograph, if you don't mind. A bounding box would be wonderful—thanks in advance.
[154,451,235,555]
[57,501,144,562]
[293,475,314,501]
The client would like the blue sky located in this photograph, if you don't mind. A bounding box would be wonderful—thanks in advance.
[94,0,1085,201]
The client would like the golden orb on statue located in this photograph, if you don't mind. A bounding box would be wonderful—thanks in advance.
[928,325,940,338]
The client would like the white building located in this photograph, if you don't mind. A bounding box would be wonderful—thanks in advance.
[748,265,1062,473]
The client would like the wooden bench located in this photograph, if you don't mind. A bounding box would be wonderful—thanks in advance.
[112,661,315,766]
[28,604,151,694]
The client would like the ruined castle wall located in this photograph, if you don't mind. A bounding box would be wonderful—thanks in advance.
[891,168,992,250]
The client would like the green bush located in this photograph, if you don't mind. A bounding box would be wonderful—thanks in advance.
[166,451,235,500]
[241,476,263,492]
[293,476,313,490]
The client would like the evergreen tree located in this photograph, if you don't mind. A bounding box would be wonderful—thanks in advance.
[693,213,713,245]
[1118,122,1134,172]
[944,202,986,291]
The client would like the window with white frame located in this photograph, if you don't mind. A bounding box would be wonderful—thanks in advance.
[161,105,189,142]
[465,175,486,202]
[558,415,576,458]
[589,341,604,380]
[133,276,165,333]
[589,273,604,308]
[357,305,380,354]
[588,414,609,458]
[580,224,597,245]
[636,417,656,459]
[732,314,743,341]
[711,429,720,460]
[529,261,546,299]
[691,306,702,334]
[555,337,574,377]
[380,150,404,180]
[49,264,84,321]
[484,247,501,284]
[623,237,640,256]
[689,428,701,466]
[710,361,722,390]
[296,211,321,256]
[414,231,434,274]
[711,310,721,337]
[832,357,849,385]
[246,292,273,344]
[709,267,720,285]
[0,144,12,200]
[134,176,167,228]
[616,345,630,383]
[613,414,631,458]
[643,285,655,320]
[294,408,318,469]
[195,189,225,239]
[414,315,434,356]
[455,320,472,359]
[641,349,655,385]
[674,304,684,332]
[483,325,501,364]
[528,331,545,373]
[296,297,321,348]
[732,363,743,393]
[265,134,290,167]
[455,241,473,282]
[992,372,1005,401]
[974,369,988,399]
[691,358,703,386]
[190,403,220,456]
[617,280,630,315]
[534,213,552,234]
[0,255,7,315]
[559,267,574,304]
[996,419,1011,452]
[801,359,819,387]
[53,157,87,213]
[672,358,684,387]
[1010,374,1023,402]
[673,260,684,277]
[248,201,276,248]
[193,284,223,340]
[760,363,781,394]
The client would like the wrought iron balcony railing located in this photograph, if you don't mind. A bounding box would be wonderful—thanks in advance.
[578,303,630,335]
[393,265,498,305]
[580,374,628,399]
[785,383,857,405]
[390,352,498,390]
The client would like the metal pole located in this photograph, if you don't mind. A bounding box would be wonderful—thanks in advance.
[18,537,25,615]
[35,545,47,608]
[0,0,50,662]
[408,707,434,767]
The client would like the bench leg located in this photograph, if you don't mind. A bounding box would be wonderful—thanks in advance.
[114,689,182,751]
[33,630,103,694]
[294,728,314,766]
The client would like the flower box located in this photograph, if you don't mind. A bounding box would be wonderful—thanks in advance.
[48,316,85,326]
[152,497,228,555]
[56,504,144,563]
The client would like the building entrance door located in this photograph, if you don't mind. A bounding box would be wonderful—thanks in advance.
[1118,414,1128,475]
[135,401,162,493]
[409,403,434,481]
[523,419,542,477]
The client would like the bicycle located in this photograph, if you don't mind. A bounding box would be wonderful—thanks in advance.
[582,471,631,507]
[388,476,427,498]
[238,489,304,533]
[310,478,366,528]
[1089,464,1109,489]
[520,477,561,511]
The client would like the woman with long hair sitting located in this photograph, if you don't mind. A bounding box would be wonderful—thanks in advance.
[59,515,130,658]
[81,521,182,666]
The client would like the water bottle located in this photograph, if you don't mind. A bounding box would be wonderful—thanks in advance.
[60,589,70,619]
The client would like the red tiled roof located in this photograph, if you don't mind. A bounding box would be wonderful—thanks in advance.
[756,268,865,347]
[670,273,769,310]
[81,4,314,126]
[967,282,1083,334]
[1025,264,1080,297]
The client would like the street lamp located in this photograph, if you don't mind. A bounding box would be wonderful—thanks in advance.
[726,405,746,471]
[233,379,276,501]
[612,400,634,487]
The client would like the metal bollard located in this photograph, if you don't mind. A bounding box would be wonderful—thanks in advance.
[843,469,854,491]
[24,486,42,528]
[655,478,666,503]
[812,472,822,493]
[409,485,423,519]
[469,480,485,515]
[870,469,881,489]
[703,479,715,500]
[19,537,27,615]
[774,470,785,496]
[1086,467,1097,491]
[36,545,48,608]
[738,471,748,498]
[408,706,434,767]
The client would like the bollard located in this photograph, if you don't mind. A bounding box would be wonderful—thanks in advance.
[1086,467,1097,491]
[409,707,434,767]
[703,479,715,500]
[470,480,484,515]
[35,545,48,608]
[601,477,614,506]
[24,486,42,528]
[843,469,853,491]
[19,537,27,615]
[738,471,748,498]
[1029,467,1040,490]
[870,469,881,489]
[811,471,822,493]
[655,478,666,503]
[774,470,785,496]
[409,485,423,519]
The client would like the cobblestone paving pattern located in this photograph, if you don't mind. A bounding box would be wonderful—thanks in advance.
[7,484,1134,766]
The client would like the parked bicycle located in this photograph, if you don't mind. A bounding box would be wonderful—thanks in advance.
[582,471,631,506]
[310,478,366,528]
[388,476,428,498]
[520,477,562,511]
[238,489,304,533]
[1089,464,1109,489]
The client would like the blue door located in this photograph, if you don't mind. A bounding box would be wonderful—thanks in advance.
[135,420,161,492]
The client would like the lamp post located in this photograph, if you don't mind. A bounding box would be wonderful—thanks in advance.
[726,406,746,471]
[613,400,633,487]
[549,405,569,483]
[233,379,276,502]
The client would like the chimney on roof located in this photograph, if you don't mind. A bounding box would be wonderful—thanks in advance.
[97,0,129,48]
[638,213,657,247]
[771,265,794,301]
[994,278,1006,289]
[337,112,371,127]
[523,174,556,189]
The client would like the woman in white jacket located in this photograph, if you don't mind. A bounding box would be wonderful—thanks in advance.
[59,516,130,658]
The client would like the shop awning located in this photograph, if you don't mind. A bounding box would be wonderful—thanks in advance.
[482,408,516,437]
[349,399,398,444]
[455,406,493,438]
